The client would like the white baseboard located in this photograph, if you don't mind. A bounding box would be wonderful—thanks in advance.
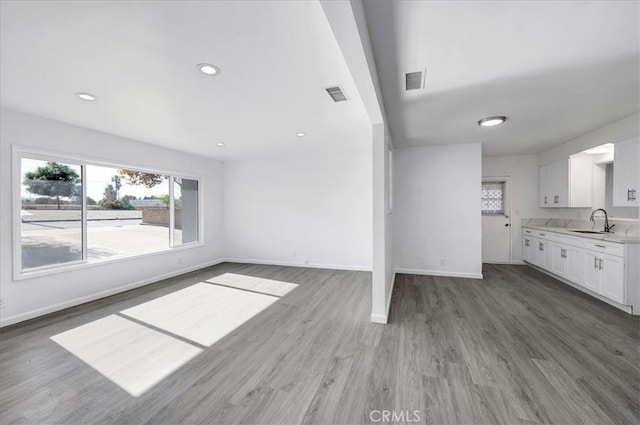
[224,258,372,272]
[370,271,396,324]
[0,259,225,328]
[370,313,387,323]
[395,268,483,279]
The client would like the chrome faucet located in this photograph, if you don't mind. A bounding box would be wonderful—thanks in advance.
[590,209,615,233]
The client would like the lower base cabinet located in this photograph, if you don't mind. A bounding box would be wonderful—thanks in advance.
[566,246,585,285]
[523,229,626,307]
[601,254,624,304]
[550,243,567,277]
[583,251,602,293]
[582,251,624,303]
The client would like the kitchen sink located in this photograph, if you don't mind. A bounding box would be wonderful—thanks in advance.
[569,230,607,234]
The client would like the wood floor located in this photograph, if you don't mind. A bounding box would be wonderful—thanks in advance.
[1,262,638,424]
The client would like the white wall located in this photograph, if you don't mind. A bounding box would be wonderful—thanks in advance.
[394,143,483,278]
[223,149,372,271]
[0,109,225,326]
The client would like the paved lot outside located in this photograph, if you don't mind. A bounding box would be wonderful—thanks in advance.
[21,220,182,269]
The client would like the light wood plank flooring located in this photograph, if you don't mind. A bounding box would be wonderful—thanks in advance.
[0,262,638,424]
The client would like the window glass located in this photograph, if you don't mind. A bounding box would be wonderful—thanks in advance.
[21,159,82,269]
[18,153,201,274]
[481,182,505,215]
[173,178,199,245]
[86,165,169,260]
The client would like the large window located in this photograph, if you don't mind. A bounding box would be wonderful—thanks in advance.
[18,154,200,274]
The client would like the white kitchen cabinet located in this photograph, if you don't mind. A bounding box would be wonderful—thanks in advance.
[583,250,602,293]
[535,239,547,268]
[523,237,532,262]
[601,254,625,304]
[521,227,635,314]
[539,165,550,206]
[544,240,553,271]
[583,250,624,303]
[550,243,567,277]
[566,246,585,285]
[613,138,640,207]
[538,156,592,208]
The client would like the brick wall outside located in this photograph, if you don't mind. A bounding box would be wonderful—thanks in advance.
[141,208,182,229]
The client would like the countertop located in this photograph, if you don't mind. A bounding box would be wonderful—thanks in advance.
[523,225,640,244]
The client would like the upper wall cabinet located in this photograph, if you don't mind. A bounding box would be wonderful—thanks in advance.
[539,156,592,208]
[613,138,640,207]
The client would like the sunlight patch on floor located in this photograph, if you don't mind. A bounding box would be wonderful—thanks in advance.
[50,274,299,397]
[121,282,281,346]
[206,272,298,297]
[51,314,202,397]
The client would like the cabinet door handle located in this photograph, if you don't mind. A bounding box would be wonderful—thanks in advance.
[554,195,559,204]
[525,230,531,234]
[540,233,546,236]
[594,257,598,269]
[595,244,605,248]
[539,243,543,251]
[599,258,603,270]
[629,189,633,201]
[544,196,548,204]
[561,248,566,258]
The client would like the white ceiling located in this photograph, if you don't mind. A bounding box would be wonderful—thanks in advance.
[364,0,640,156]
[0,1,371,161]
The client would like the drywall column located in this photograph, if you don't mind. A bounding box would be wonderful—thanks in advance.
[321,0,394,323]
[371,123,393,323]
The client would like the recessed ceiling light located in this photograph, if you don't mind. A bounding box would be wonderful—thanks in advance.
[296,132,306,137]
[75,92,96,101]
[197,63,220,75]
[478,116,507,127]
[216,142,225,147]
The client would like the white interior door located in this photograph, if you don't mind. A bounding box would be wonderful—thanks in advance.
[482,178,511,263]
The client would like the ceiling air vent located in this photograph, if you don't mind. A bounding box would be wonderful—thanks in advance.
[405,70,425,91]
[325,86,348,102]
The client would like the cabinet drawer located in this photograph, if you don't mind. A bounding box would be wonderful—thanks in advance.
[535,231,549,238]
[551,233,584,247]
[583,239,624,257]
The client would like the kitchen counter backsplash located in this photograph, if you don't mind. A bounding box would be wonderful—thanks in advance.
[522,218,639,236]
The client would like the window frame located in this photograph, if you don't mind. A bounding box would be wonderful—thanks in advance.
[481,181,506,216]
[12,145,203,281]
